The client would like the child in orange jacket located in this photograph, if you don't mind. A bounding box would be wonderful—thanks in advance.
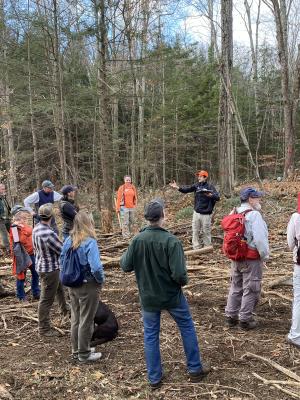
[10,206,40,301]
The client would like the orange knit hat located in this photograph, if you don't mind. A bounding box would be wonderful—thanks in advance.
[195,170,209,178]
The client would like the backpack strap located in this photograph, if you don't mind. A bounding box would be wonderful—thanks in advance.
[241,209,253,216]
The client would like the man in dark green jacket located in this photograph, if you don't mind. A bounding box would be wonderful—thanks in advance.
[121,199,210,389]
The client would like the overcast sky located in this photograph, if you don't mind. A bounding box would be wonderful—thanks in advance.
[180,1,275,48]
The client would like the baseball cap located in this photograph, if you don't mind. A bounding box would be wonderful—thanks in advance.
[61,185,77,195]
[195,170,209,178]
[144,198,165,222]
[38,203,53,219]
[42,180,55,189]
[240,187,264,202]
[11,204,31,216]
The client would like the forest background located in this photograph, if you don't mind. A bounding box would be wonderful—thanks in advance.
[0,0,300,231]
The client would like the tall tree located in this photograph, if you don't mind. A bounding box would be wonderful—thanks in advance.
[0,0,17,201]
[218,0,234,196]
[94,0,114,231]
[263,0,300,177]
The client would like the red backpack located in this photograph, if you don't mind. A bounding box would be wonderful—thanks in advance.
[221,209,253,261]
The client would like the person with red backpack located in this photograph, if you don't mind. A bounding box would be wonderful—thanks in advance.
[223,187,269,330]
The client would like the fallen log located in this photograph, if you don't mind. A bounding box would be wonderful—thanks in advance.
[103,245,214,267]
[262,290,292,302]
[184,246,214,257]
[242,352,300,383]
[267,275,293,288]
[252,373,300,399]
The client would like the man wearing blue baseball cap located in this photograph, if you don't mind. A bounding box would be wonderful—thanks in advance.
[225,187,269,330]
[23,180,62,233]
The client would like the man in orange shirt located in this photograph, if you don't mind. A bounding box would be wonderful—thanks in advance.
[116,176,137,238]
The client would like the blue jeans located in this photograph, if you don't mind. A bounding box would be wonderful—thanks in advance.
[142,293,202,384]
[16,255,40,300]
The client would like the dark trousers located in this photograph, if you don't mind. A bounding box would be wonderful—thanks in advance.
[38,269,68,333]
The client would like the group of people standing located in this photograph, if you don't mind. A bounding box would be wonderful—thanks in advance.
[0,171,300,390]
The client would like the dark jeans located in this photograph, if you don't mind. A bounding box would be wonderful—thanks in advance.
[16,255,40,300]
[142,293,202,384]
[38,269,68,333]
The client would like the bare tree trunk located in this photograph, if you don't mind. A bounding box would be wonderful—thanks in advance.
[208,0,215,60]
[0,0,17,201]
[27,0,40,187]
[218,0,234,197]
[130,92,136,183]
[52,0,67,181]
[36,0,67,182]
[267,0,294,177]
[137,76,145,186]
[94,0,113,232]
[162,60,166,187]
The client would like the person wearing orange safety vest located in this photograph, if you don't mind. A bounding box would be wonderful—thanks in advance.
[116,176,138,238]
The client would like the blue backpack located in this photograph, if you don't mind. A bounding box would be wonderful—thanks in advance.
[60,247,85,287]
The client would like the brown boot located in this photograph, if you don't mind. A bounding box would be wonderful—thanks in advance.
[189,363,211,382]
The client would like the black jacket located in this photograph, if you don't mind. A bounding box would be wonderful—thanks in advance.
[59,198,79,234]
[179,181,220,214]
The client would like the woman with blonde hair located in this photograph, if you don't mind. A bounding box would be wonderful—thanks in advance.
[60,211,104,363]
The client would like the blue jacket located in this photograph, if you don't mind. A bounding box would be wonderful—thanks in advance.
[60,237,105,284]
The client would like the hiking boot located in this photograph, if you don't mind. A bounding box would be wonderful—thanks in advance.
[78,352,102,363]
[189,363,211,382]
[239,319,257,330]
[39,330,60,338]
[32,294,40,301]
[150,380,162,390]
[225,316,238,328]
[286,335,300,349]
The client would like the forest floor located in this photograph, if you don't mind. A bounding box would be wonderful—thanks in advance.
[1,179,300,400]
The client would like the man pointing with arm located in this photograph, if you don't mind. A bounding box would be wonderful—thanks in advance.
[170,170,220,249]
